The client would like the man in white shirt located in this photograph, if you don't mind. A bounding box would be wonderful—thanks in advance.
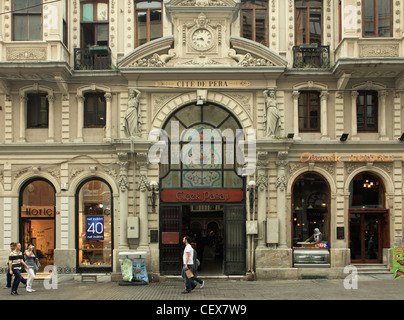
[181,236,196,294]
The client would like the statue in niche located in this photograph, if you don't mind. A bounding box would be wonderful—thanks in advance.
[263,89,280,138]
[123,88,142,137]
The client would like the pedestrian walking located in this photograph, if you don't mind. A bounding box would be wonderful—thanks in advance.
[191,242,204,289]
[181,236,196,294]
[4,242,15,289]
[24,243,38,292]
[8,242,30,296]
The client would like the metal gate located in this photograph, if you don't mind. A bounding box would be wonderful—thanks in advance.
[159,206,182,275]
[224,205,246,275]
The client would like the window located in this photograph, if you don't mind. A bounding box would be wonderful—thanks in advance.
[84,92,106,128]
[135,1,162,47]
[240,0,268,46]
[27,93,49,128]
[298,91,320,132]
[357,91,378,132]
[77,179,112,271]
[295,0,322,45]
[13,0,43,41]
[81,1,109,47]
[363,0,392,37]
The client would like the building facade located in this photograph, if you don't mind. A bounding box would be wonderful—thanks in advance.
[0,0,404,280]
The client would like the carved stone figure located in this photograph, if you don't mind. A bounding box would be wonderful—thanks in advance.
[123,88,142,137]
[263,89,280,137]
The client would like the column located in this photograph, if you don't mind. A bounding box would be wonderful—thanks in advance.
[104,93,112,142]
[292,91,300,139]
[276,151,288,249]
[256,152,268,249]
[320,91,329,139]
[47,94,55,142]
[118,152,130,249]
[379,90,388,140]
[19,95,27,142]
[137,153,149,250]
[351,91,359,140]
[75,94,84,142]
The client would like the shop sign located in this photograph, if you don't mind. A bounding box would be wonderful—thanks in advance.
[300,152,395,163]
[161,189,244,203]
[86,216,104,240]
[154,80,250,88]
[393,247,404,279]
[20,206,54,218]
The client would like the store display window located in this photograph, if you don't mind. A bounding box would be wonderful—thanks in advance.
[77,179,112,271]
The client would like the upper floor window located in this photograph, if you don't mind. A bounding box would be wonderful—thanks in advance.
[81,1,109,48]
[27,93,48,128]
[13,0,43,41]
[295,0,322,45]
[298,91,320,132]
[84,92,106,128]
[135,1,163,47]
[240,0,268,46]
[357,91,378,132]
[363,0,392,37]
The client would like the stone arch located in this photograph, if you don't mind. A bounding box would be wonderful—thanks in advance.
[293,81,328,91]
[19,83,54,96]
[68,170,119,198]
[343,166,393,196]
[352,81,387,91]
[287,166,337,196]
[151,91,253,131]
[12,172,60,195]
[77,84,111,96]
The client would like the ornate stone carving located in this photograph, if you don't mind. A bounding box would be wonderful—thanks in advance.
[129,51,176,67]
[228,50,274,67]
[123,88,142,137]
[360,45,399,57]
[7,48,47,61]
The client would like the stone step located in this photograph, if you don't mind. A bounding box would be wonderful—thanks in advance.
[352,264,392,274]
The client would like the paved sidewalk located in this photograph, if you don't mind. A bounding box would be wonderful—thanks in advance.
[1,273,403,301]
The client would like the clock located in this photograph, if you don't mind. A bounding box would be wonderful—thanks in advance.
[191,28,213,50]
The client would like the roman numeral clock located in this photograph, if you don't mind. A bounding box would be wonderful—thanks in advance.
[191,28,213,51]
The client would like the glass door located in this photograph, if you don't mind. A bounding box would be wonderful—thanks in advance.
[350,213,383,263]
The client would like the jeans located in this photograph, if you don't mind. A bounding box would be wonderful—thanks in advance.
[11,269,23,293]
[6,268,12,287]
[181,264,196,292]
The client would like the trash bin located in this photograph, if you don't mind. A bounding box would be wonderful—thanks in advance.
[118,251,149,286]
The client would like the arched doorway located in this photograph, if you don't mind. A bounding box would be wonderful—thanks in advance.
[349,172,389,263]
[76,178,113,273]
[20,179,56,271]
[158,103,246,275]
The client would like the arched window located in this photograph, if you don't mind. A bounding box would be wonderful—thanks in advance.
[77,179,113,272]
[160,103,244,189]
[240,0,268,46]
[349,172,384,208]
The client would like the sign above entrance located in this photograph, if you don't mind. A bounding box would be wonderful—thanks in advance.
[21,206,55,218]
[154,80,250,88]
[161,189,244,203]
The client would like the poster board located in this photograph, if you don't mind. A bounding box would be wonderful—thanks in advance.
[393,247,404,279]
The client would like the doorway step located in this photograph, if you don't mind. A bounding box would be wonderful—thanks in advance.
[352,264,392,274]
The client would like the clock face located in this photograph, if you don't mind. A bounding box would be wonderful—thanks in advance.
[191,28,213,50]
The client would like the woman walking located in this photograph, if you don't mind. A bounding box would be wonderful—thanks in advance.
[8,242,29,296]
[24,243,38,292]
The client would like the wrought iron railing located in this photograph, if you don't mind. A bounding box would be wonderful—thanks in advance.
[74,46,112,70]
[292,45,330,69]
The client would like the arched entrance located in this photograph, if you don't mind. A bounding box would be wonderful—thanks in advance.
[348,172,389,263]
[158,103,246,275]
[20,179,56,271]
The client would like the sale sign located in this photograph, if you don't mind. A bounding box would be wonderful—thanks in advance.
[86,216,104,240]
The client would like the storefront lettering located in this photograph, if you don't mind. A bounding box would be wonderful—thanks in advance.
[175,191,229,202]
[21,206,54,218]
[161,189,244,203]
[154,80,251,88]
[300,152,395,163]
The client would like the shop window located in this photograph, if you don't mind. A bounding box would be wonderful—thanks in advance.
[77,179,112,271]
[81,1,109,48]
[240,0,268,46]
[349,172,384,208]
[12,0,43,41]
[298,91,320,132]
[27,93,49,128]
[292,173,330,247]
[20,179,55,271]
[356,90,378,132]
[295,0,322,45]
[84,92,106,128]
[135,1,162,47]
[363,0,392,37]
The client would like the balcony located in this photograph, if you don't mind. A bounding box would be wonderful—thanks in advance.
[74,46,112,70]
[292,45,330,69]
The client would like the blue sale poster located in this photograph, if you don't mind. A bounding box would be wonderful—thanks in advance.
[86,216,104,240]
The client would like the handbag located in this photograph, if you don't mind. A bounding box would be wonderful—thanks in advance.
[34,260,41,272]
[185,268,194,279]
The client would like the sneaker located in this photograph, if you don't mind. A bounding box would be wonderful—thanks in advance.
[200,280,204,288]
[26,288,36,293]
[181,290,190,294]
[3,286,11,289]
[11,291,18,295]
